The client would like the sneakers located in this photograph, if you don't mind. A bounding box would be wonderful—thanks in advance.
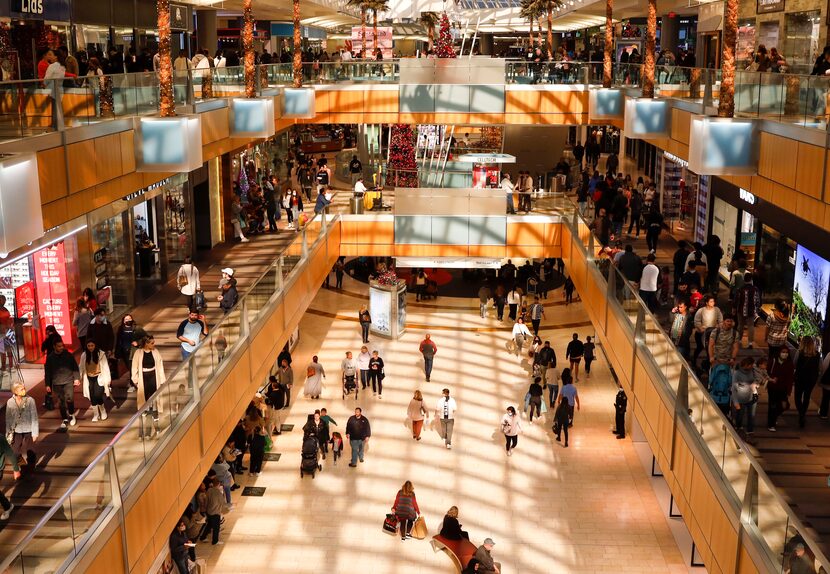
[92,411,99,422]
[0,504,14,520]
[348,463,357,467]
[768,426,777,432]
[60,420,68,430]
[507,449,512,456]
[446,444,451,449]
[127,385,137,393]
[240,237,250,243]
[70,413,77,426]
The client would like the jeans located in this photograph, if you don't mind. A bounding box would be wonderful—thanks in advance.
[480,302,487,318]
[360,369,369,389]
[732,401,756,433]
[736,314,755,346]
[350,438,365,464]
[54,383,75,422]
[584,358,594,374]
[639,289,658,312]
[531,319,541,335]
[794,382,816,423]
[439,418,454,445]
[548,384,559,405]
[181,348,192,361]
[202,513,220,544]
[505,434,518,451]
[767,389,788,428]
[506,193,515,214]
[423,356,434,380]
[496,302,505,320]
[627,212,641,235]
[645,228,660,252]
[369,371,382,394]
[360,323,370,343]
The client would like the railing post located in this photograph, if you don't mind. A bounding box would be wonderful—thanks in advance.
[186,70,194,106]
[607,263,616,299]
[587,231,595,262]
[301,228,309,258]
[240,297,250,338]
[276,257,284,291]
[742,465,759,526]
[52,80,65,131]
[189,354,200,402]
[107,448,130,573]
[702,69,714,108]
[634,306,646,344]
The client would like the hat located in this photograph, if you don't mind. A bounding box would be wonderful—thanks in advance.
[483,537,496,545]
[221,267,235,276]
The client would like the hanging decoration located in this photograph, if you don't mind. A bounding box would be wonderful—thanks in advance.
[99,75,114,117]
[478,127,503,151]
[435,13,456,58]
[388,124,418,188]
[237,161,250,201]
[157,0,175,117]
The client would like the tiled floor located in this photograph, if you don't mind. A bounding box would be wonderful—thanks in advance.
[203,274,694,574]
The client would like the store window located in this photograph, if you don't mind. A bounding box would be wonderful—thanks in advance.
[164,178,192,264]
[91,212,133,316]
[710,197,739,280]
[756,225,796,308]
[784,11,821,73]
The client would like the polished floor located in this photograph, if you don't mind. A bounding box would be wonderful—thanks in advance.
[202,275,695,574]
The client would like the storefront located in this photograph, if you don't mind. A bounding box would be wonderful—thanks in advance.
[656,150,711,244]
[88,173,192,316]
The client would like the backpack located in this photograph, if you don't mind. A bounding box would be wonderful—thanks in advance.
[708,363,732,405]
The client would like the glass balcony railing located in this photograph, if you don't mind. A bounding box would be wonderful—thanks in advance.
[0,210,337,574]
[562,196,830,573]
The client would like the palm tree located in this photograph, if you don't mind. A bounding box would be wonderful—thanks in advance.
[718,0,737,116]
[243,0,255,97]
[520,0,543,49]
[157,0,174,116]
[367,0,390,56]
[347,0,369,56]
[603,0,613,88]
[293,0,302,87]
[419,11,440,52]
[642,0,656,97]
[537,0,562,59]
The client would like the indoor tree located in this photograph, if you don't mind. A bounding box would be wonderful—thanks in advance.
[367,0,390,56]
[641,0,656,97]
[538,0,562,59]
[293,0,302,87]
[347,0,370,56]
[603,0,613,87]
[157,0,174,116]
[718,0,737,116]
[419,11,440,52]
[242,0,255,97]
[520,0,543,50]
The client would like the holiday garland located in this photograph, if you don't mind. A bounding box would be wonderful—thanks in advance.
[435,13,456,58]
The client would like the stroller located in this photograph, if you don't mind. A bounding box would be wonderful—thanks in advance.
[300,433,322,478]
[343,372,359,399]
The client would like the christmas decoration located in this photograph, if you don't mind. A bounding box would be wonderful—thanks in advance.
[376,268,399,287]
[237,161,250,202]
[202,69,214,99]
[100,75,114,117]
[435,13,456,58]
[387,124,418,188]
[157,0,175,117]
[242,0,255,98]
[292,0,302,87]
[479,126,503,151]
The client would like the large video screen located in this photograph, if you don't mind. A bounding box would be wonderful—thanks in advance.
[791,244,830,340]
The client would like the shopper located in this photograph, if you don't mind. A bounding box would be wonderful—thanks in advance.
[553,390,571,447]
[693,295,724,368]
[345,407,371,467]
[767,346,794,432]
[177,256,201,309]
[502,173,515,214]
[407,390,428,440]
[45,340,80,430]
[564,276,575,305]
[419,334,437,382]
[583,336,596,378]
[669,300,695,361]
[341,351,358,394]
[277,357,294,408]
[639,253,660,312]
[72,298,92,348]
[177,310,208,361]
[439,506,469,540]
[303,410,328,460]
[474,538,501,574]
[511,318,532,356]
[731,357,757,437]
[536,340,556,384]
[545,361,561,405]
[218,273,239,314]
[304,355,326,399]
[368,350,385,398]
[5,381,38,469]
[506,287,521,321]
[169,520,193,574]
[358,305,372,344]
[527,377,544,423]
[494,284,506,321]
[435,388,458,449]
[199,478,225,545]
[131,335,166,439]
[766,300,792,363]
[391,481,420,541]
[264,375,288,435]
[478,282,492,319]
[529,296,545,335]
[116,314,145,391]
[80,340,112,422]
[558,368,580,427]
[735,273,760,348]
[613,387,627,438]
[501,405,522,456]
[565,333,584,381]
[794,336,820,429]
[707,316,740,367]
[356,345,371,390]
[87,308,115,356]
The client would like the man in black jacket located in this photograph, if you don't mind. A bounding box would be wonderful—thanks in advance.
[565,333,585,381]
[617,245,643,284]
[265,375,288,435]
[613,387,628,439]
[45,340,80,430]
[345,407,371,467]
[535,341,556,383]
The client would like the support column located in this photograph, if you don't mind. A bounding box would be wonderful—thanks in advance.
[479,33,494,55]
[196,9,218,54]
[660,14,679,52]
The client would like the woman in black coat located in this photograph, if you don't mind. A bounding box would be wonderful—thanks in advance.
[439,506,469,540]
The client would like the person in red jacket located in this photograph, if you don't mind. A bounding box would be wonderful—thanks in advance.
[419,334,437,382]
[767,346,795,432]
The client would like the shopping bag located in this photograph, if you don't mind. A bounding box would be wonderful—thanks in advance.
[264,435,273,452]
[411,516,428,540]
[540,400,548,414]
[383,514,398,535]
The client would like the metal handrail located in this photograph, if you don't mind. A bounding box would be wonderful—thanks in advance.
[0,210,336,573]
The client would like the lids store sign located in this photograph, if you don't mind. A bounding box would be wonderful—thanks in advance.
[12,0,70,20]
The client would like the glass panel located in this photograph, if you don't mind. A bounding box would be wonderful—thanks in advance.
[67,457,112,546]
[113,414,148,488]
[19,503,76,572]
[166,367,192,423]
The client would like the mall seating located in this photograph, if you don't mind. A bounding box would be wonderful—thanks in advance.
[431,534,478,571]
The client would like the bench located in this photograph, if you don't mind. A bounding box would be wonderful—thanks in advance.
[431,534,477,572]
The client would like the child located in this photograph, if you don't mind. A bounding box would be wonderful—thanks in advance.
[330,431,344,465]
[248,426,266,476]
[564,276,575,305]
[689,284,703,310]
[659,266,671,305]
[545,364,561,406]
[752,356,771,401]
[320,408,337,458]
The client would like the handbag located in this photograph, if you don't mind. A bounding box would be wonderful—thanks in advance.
[383,513,398,535]
[178,274,189,289]
[6,400,23,444]
[411,515,428,540]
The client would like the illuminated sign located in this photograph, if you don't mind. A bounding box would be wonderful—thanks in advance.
[456,153,517,164]
[739,188,756,205]
[14,281,35,319]
[663,151,689,169]
[33,243,70,339]
[123,177,171,202]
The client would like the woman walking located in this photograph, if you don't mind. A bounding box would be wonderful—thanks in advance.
[304,356,325,399]
[767,346,794,432]
[131,335,166,439]
[407,390,428,440]
[115,314,146,390]
[391,480,420,542]
[5,381,38,469]
[73,298,92,348]
[553,393,571,447]
[177,256,201,310]
[511,318,532,356]
[80,340,112,422]
[359,305,372,344]
[794,336,820,428]
[501,406,522,456]
[368,350,384,398]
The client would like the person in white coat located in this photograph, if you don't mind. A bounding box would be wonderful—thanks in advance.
[501,406,522,456]
[304,355,326,399]
[131,335,166,439]
[511,318,532,356]
[176,256,201,310]
[80,340,112,422]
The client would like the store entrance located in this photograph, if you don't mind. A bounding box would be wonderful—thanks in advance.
[133,196,167,302]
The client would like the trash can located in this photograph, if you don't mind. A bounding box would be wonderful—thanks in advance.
[350,195,364,214]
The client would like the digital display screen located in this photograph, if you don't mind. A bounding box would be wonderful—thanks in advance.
[791,244,830,341]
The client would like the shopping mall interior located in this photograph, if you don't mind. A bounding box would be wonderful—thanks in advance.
[1,0,830,572]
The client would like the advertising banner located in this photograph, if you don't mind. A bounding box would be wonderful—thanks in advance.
[350,26,393,59]
[33,243,70,339]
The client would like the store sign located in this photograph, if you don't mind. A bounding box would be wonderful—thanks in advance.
[33,243,70,339]
[757,0,785,14]
[170,3,189,30]
[457,153,517,164]
[11,0,70,20]
[123,178,171,203]
[663,151,689,169]
[14,281,35,319]
[739,188,756,205]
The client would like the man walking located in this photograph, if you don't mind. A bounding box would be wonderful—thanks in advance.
[529,296,545,335]
[341,351,358,397]
[639,253,660,312]
[419,334,437,382]
[478,282,492,319]
[277,358,294,408]
[613,387,627,439]
[735,273,760,348]
[502,173,515,214]
[565,333,584,381]
[345,407,371,467]
[558,371,580,427]
[348,154,363,186]
[177,309,208,360]
[45,340,80,430]
[536,340,556,383]
[435,388,458,449]
[506,287,521,321]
